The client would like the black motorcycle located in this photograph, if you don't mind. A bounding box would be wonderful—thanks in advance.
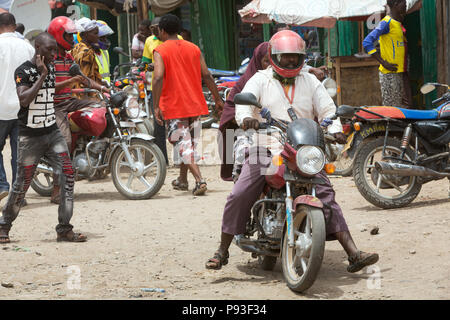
[335,83,450,209]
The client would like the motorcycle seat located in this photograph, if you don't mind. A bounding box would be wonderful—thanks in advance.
[208,68,237,77]
[356,106,439,120]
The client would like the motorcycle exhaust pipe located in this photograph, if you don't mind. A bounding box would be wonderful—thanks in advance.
[375,161,450,178]
[36,163,53,175]
[233,235,278,257]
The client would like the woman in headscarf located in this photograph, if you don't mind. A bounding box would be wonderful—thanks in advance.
[218,42,270,182]
[70,18,104,90]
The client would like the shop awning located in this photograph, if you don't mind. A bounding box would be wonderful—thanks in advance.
[239,0,423,28]
[78,0,190,16]
[77,0,138,15]
[147,0,190,15]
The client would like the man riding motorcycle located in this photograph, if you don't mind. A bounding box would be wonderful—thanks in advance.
[47,16,105,204]
[206,30,379,273]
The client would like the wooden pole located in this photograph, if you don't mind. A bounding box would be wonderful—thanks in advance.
[89,7,97,20]
[336,57,342,106]
[137,0,149,22]
[436,0,445,95]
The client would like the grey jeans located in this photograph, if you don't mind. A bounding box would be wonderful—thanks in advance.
[0,129,75,234]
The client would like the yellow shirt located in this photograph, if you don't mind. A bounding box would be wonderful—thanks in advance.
[142,35,183,62]
[363,15,407,74]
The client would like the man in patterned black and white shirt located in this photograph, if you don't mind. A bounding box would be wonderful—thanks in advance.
[0,32,87,244]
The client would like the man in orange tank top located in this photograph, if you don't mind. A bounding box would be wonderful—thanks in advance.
[152,14,224,196]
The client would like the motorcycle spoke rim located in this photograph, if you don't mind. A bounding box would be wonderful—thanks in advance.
[363,146,416,199]
[116,145,158,195]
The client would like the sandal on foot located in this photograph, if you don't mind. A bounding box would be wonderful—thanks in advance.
[193,181,207,196]
[347,251,379,273]
[0,229,10,244]
[57,230,87,243]
[172,178,188,191]
[205,251,229,270]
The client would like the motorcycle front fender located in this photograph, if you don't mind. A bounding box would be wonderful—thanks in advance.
[124,133,156,142]
[293,195,323,210]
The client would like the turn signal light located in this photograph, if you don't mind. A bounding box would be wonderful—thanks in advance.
[139,91,146,99]
[113,108,120,115]
[353,122,362,131]
[324,163,336,175]
[272,155,283,167]
[138,82,145,90]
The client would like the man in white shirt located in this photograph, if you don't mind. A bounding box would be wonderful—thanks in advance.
[206,31,379,275]
[0,13,35,203]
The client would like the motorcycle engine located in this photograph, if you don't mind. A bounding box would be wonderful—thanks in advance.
[260,204,284,239]
[73,154,93,175]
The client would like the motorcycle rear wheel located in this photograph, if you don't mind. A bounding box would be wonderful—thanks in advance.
[281,205,325,293]
[110,139,166,200]
[258,255,277,271]
[31,159,54,197]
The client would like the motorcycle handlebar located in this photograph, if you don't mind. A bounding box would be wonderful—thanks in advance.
[71,88,99,94]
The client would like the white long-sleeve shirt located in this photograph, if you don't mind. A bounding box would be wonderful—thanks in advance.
[235,67,342,134]
[0,32,35,120]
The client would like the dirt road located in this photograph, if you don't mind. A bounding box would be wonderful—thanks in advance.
[0,130,449,300]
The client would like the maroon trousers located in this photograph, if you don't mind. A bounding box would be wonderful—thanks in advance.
[221,151,349,241]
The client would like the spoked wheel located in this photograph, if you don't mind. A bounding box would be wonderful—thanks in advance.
[353,137,422,209]
[111,139,166,200]
[31,159,54,197]
[281,205,325,293]
[333,149,354,176]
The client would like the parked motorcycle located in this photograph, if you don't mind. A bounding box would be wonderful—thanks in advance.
[336,83,450,209]
[111,47,154,136]
[31,64,167,200]
[231,92,338,292]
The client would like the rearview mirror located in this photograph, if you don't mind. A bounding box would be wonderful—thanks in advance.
[113,47,130,57]
[420,83,436,94]
[69,63,82,77]
[234,92,262,109]
[336,105,356,118]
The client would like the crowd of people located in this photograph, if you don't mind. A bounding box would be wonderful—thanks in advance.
[0,8,386,276]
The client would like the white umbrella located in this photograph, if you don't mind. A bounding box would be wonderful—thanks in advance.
[239,0,423,28]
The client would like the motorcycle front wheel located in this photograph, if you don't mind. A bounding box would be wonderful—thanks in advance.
[110,139,167,200]
[281,205,325,293]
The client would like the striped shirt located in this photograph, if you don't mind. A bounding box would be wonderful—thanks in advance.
[54,52,75,102]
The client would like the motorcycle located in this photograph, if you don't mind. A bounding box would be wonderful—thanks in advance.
[231,92,337,293]
[31,64,167,200]
[111,47,154,136]
[335,83,450,209]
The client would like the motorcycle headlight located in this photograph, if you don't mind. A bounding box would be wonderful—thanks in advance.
[124,97,140,119]
[296,146,326,175]
[123,85,139,98]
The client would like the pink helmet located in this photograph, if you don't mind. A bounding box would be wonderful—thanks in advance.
[268,30,306,79]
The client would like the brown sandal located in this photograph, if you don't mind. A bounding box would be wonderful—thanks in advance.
[205,251,229,270]
[347,251,379,273]
[172,178,189,191]
[57,230,87,242]
[193,181,207,196]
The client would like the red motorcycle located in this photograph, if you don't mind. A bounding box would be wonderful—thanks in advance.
[31,65,166,200]
[232,92,335,292]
